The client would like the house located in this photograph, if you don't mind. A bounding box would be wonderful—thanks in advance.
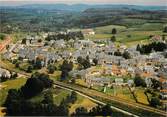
[111,65,127,76]
[127,80,134,87]
[69,69,89,79]
[114,78,124,86]
[86,77,112,87]
[145,77,153,88]
[160,90,167,99]
[0,68,11,78]
[151,35,162,42]
[82,29,95,35]
[52,39,66,49]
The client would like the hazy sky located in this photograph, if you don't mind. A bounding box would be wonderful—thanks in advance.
[0,0,167,6]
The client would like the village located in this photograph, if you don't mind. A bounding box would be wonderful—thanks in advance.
[0,29,167,111]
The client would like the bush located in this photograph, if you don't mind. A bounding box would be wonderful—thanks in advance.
[47,64,56,74]
[134,76,146,87]
[150,97,161,107]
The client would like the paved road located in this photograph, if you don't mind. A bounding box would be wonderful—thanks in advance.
[54,84,139,117]
[53,81,167,117]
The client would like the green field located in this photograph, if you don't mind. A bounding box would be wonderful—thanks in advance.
[94,25,127,34]
[85,23,165,46]
[0,78,27,106]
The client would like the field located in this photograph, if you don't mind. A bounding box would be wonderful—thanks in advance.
[84,22,165,46]
[135,87,149,105]
[0,78,27,106]
[69,94,97,114]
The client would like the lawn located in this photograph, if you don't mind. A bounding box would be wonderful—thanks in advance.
[0,78,27,106]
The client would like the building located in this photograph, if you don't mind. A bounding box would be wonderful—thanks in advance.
[86,77,112,86]
[82,29,95,35]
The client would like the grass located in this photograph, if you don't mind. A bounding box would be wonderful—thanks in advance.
[75,79,87,87]
[135,87,149,105]
[0,78,27,106]
[69,94,97,114]
[94,25,127,34]
[85,33,112,40]
[115,86,135,101]
[53,89,71,106]
[84,22,164,47]
[136,23,165,31]
[92,85,135,102]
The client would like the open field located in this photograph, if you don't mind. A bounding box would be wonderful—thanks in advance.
[135,87,149,105]
[94,25,127,34]
[85,23,165,46]
[69,94,97,114]
[0,78,27,106]
[53,88,70,105]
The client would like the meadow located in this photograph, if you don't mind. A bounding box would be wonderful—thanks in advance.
[85,22,166,46]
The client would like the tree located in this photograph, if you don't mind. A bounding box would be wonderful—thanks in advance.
[61,60,73,72]
[151,79,162,89]
[73,107,88,116]
[70,91,77,104]
[93,58,98,66]
[114,49,122,56]
[150,97,161,107]
[101,104,112,116]
[110,36,116,42]
[112,28,117,35]
[11,72,18,79]
[4,89,23,116]
[58,99,69,116]
[27,65,33,73]
[77,56,83,64]
[21,72,53,98]
[134,76,146,87]
[47,64,55,74]
[163,26,167,33]
[89,104,112,116]
[34,58,43,69]
[21,38,27,44]
[21,77,44,98]
[136,44,141,51]
[38,73,53,88]
[15,61,20,68]
[42,91,54,104]
[60,60,73,80]
[82,59,91,69]
[122,51,131,59]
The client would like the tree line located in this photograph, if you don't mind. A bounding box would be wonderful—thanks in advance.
[136,42,167,54]
[45,31,84,41]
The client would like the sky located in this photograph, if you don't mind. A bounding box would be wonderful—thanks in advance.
[0,0,167,6]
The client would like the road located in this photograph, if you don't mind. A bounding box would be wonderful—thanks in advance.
[53,81,167,117]
[0,36,12,52]
[54,84,139,117]
[0,61,166,117]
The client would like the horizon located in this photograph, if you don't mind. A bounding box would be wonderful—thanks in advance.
[0,0,167,6]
